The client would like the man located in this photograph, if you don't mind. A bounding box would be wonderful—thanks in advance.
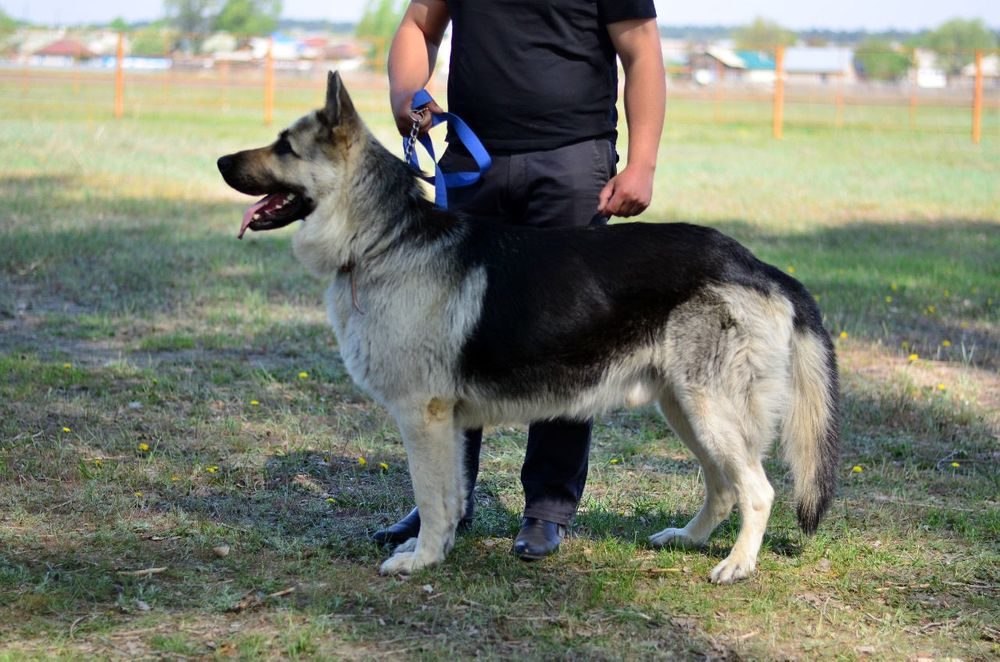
[372,0,665,560]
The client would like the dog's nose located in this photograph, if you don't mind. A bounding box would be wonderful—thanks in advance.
[217,155,234,174]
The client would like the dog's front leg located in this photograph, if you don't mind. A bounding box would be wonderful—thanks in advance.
[379,397,465,575]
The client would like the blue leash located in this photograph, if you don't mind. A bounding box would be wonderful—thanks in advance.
[403,89,491,209]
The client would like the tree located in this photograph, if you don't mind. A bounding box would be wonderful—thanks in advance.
[131,28,170,56]
[0,10,15,58]
[214,0,282,36]
[110,17,129,32]
[732,17,796,51]
[163,0,219,36]
[853,39,912,81]
[0,8,17,37]
[921,18,997,78]
[355,0,405,68]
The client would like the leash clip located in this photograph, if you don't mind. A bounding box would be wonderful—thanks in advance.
[402,89,491,210]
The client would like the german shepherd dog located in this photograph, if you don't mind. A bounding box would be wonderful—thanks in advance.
[218,72,839,583]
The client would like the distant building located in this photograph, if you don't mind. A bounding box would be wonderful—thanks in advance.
[689,46,857,85]
[689,48,775,84]
[30,38,94,67]
[913,49,947,89]
[961,54,998,83]
[783,47,856,84]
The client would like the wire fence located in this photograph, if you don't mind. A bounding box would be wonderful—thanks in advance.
[1,32,997,143]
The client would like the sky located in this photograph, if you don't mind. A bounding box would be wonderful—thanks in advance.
[2,0,998,32]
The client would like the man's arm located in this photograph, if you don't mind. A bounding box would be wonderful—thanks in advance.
[598,18,665,218]
[387,0,450,136]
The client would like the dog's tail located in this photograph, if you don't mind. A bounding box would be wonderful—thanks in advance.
[780,308,840,534]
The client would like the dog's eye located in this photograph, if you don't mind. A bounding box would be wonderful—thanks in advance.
[274,137,297,157]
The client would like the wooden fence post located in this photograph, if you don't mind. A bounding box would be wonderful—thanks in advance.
[114,32,125,119]
[264,37,274,126]
[713,58,724,122]
[972,50,983,144]
[835,77,844,128]
[773,45,784,140]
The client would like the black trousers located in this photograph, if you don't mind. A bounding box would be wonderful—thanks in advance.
[440,138,617,526]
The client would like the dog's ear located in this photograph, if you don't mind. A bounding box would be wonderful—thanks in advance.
[320,70,357,128]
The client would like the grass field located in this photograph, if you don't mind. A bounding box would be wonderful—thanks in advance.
[1,71,998,659]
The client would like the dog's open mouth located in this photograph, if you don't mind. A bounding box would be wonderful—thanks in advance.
[238,191,313,239]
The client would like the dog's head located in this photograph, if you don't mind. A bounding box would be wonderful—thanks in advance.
[217,71,360,239]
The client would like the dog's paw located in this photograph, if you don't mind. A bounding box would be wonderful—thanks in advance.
[709,552,756,584]
[394,537,417,553]
[649,527,701,549]
[378,548,442,576]
[379,551,419,575]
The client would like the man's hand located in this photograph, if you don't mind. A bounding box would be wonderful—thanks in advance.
[597,164,654,218]
[393,96,446,138]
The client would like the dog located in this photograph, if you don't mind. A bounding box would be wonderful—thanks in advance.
[217,72,839,583]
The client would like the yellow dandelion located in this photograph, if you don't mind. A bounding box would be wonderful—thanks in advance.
[908,354,919,362]
[787,266,796,274]
[250,400,260,406]
[925,305,936,315]
[943,289,950,298]
[62,426,71,433]
[852,465,863,473]
[205,465,219,474]
[814,295,821,302]
[170,474,181,482]
[134,491,143,497]
[937,383,946,391]
[890,283,898,292]
[884,296,893,304]
[357,456,367,467]
[94,459,103,467]
[950,462,960,468]
[138,442,150,452]
[959,321,970,329]
[63,363,72,369]
[298,371,309,379]
[379,462,389,471]
[839,331,848,339]
[609,458,621,465]
[326,497,336,504]
[941,340,951,347]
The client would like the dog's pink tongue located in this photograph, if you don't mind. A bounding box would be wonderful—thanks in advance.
[238,195,273,239]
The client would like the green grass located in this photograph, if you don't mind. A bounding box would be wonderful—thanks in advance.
[1,70,998,659]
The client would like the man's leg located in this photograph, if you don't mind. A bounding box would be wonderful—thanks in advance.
[372,152,509,545]
[510,139,616,558]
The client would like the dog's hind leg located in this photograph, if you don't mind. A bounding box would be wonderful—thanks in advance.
[651,388,774,583]
[380,397,466,575]
[649,389,736,550]
[710,457,773,584]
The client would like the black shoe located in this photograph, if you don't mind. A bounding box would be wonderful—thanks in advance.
[372,507,421,545]
[512,517,565,561]
[371,506,475,545]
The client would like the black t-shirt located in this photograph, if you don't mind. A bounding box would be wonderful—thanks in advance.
[445,0,656,153]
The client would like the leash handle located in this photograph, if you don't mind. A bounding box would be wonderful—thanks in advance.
[403,89,492,209]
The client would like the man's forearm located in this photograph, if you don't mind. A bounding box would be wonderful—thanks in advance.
[621,51,666,172]
[388,22,439,117]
